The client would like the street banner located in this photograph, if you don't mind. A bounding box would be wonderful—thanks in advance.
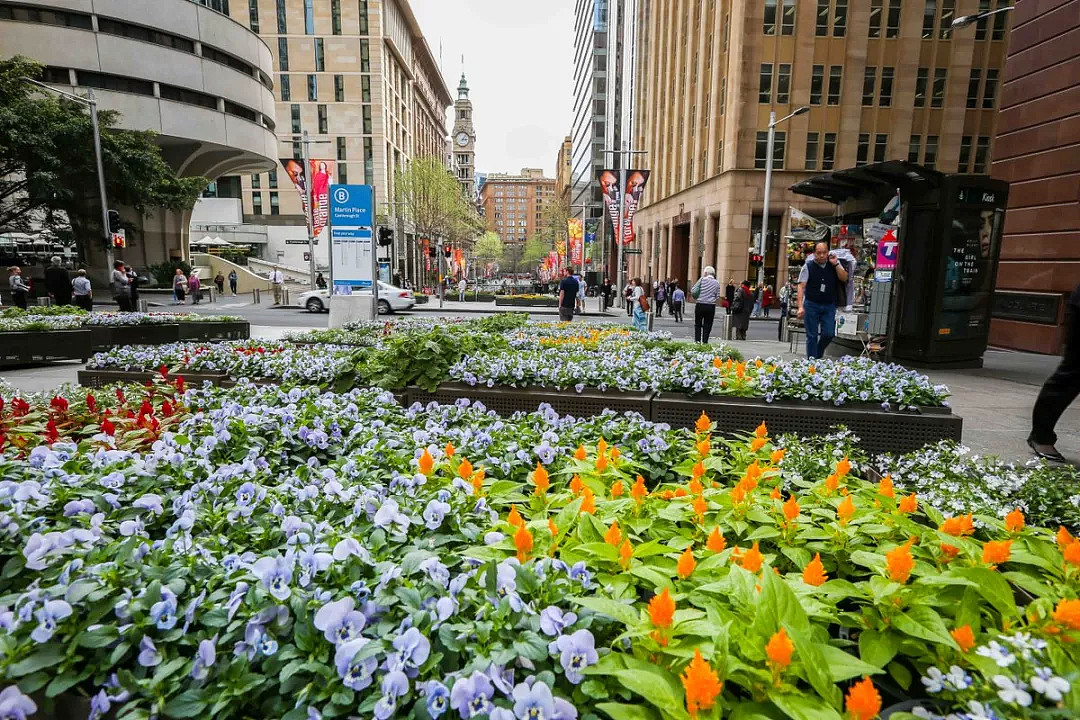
[598,169,620,228]
[567,218,584,268]
[621,170,649,245]
[281,158,336,236]
[584,221,596,265]
[329,184,374,292]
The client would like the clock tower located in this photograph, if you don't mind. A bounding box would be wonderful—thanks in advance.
[452,73,475,195]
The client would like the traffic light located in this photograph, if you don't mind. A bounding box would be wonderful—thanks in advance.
[444,246,452,259]
[378,227,394,247]
[107,210,121,233]
[748,251,764,268]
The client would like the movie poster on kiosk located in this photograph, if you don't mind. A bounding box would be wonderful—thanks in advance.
[281,159,336,237]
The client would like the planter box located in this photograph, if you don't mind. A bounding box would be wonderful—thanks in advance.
[77,369,229,389]
[90,324,180,352]
[177,321,250,341]
[413,295,429,305]
[0,330,92,366]
[651,394,961,455]
[494,297,558,308]
[408,382,652,419]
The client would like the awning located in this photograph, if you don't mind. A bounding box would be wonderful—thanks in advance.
[789,160,943,204]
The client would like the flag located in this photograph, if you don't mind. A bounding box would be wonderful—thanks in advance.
[280,158,335,236]
[567,218,584,267]
[621,170,650,245]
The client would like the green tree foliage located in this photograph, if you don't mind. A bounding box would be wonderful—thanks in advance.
[394,156,481,248]
[0,57,206,259]
[472,231,504,263]
[522,234,550,269]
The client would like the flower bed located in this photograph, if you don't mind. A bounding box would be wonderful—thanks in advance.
[0,383,1076,720]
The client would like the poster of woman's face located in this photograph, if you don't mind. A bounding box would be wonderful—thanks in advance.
[979,210,994,258]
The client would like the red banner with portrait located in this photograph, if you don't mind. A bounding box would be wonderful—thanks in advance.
[280,158,336,235]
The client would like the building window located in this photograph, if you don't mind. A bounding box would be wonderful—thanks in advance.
[251,173,261,189]
[764,0,777,35]
[869,0,882,37]
[304,0,314,34]
[315,38,325,71]
[252,192,263,214]
[719,76,726,114]
[269,169,278,189]
[280,74,291,101]
[856,133,870,166]
[932,68,947,108]
[269,192,279,215]
[362,75,371,102]
[334,74,344,102]
[331,0,341,35]
[983,69,998,109]
[276,0,286,33]
[781,0,796,35]
[278,38,288,71]
[362,105,372,134]
[307,74,317,101]
[724,13,729,50]
[337,137,346,160]
[816,0,829,36]
[862,67,876,106]
[959,135,972,171]
[338,164,347,184]
[248,0,259,32]
[940,0,954,38]
[886,0,902,38]
[914,68,929,107]
[759,63,773,104]
[874,133,888,163]
[922,1,936,39]
[360,40,370,72]
[806,132,820,170]
[827,66,842,105]
[755,131,786,169]
[974,136,990,173]
[292,141,301,159]
[908,135,921,163]
[291,104,301,133]
[822,133,836,170]
[810,65,824,105]
[717,140,724,172]
[924,135,938,169]
[992,0,1008,39]
[880,67,894,107]
[975,0,990,40]
[967,69,981,108]
[776,64,791,104]
[359,0,368,34]
[833,0,847,36]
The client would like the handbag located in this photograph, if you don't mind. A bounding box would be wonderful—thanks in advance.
[731,290,745,315]
[691,280,702,299]
[639,295,650,313]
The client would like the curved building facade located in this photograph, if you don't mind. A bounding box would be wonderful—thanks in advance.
[0,0,278,269]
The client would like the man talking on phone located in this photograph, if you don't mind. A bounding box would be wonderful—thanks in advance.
[797,241,849,359]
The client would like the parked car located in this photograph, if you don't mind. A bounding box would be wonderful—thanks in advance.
[296,282,415,314]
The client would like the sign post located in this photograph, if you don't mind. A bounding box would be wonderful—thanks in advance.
[329,184,375,318]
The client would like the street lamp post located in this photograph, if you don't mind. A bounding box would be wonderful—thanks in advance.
[290,132,332,290]
[759,106,810,289]
[952,4,1014,29]
[603,146,646,297]
[21,78,112,274]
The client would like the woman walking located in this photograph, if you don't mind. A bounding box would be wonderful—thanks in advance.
[762,285,774,318]
[188,272,202,305]
[8,266,29,309]
[173,268,187,305]
[631,278,649,331]
[624,282,634,317]
[655,282,666,318]
[690,266,721,344]
[732,279,754,340]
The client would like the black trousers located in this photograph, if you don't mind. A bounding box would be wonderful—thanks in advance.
[1031,309,1080,445]
[12,290,27,309]
[74,295,92,311]
[694,303,716,343]
[673,301,683,322]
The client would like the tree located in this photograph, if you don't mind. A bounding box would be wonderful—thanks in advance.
[395,156,479,248]
[0,56,205,261]
[522,234,550,269]
[473,231,504,264]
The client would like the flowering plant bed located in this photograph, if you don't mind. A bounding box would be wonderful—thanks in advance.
[0,315,86,332]
[83,312,244,327]
[0,384,1076,720]
[495,295,559,307]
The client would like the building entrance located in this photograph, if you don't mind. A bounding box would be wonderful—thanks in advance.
[669,223,690,288]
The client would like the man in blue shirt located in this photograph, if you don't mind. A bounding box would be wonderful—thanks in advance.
[558,267,580,322]
[797,241,849,359]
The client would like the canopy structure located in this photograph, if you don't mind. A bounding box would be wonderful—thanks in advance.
[191,236,234,247]
[789,160,943,205]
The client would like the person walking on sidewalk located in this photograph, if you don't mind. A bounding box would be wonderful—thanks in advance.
[762,285,774,318]
[214,272,225,295]
[1029,282,1080,463]
[624,282,634,317]
[188,272,202,305]
[458,277,467,302]
[731,280,753,340]
[671,283,685,323]
[111,261,131,311]
[228,270,238,296]
[172,268,186,305]
[690,266,721,344]
[8,266,29,309]
[268,267,285,305]
[797,241,848,359]
[71,269,92,310]
[724,278,736,315]
[631,278,648,331]
[655,282,666,318]
[44,256,71,306]
[558,266,579,322]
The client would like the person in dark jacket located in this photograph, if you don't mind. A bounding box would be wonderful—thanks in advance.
[127,266,141,310]
[1029,282,1080,463]
[724,279,736,314]
[797,241,849,358]
[731,280,754,340]
[44,256,71,306]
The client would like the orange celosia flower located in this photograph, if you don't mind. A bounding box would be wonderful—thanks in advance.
[878,474,895,499]
[648,587,675,628]
[418,448,434,475]
[886,539,915,584]
[706,527,726,553]
[471,470,485,496]
[845,677,882,720]
[765,627,794,669]
[445,442,456,458]
[1058,526,1076,548]
[982,539,1012,567]
[597,438,608,455]
[735,362,746,379]
[754,421,768,438]
[940,543,961,561]
[692,460,705,479]
[783,495,800,522]
[689,478,704,495]
[569,475,584,495]
[619,539,633,567]
[1065,540,1080,568]
[696,437,711,457]
[712,356,723,369]
[675,488,689,498]
[574,444,587,461]
[741,542,764,573]
[940,514,975,537]
[824,473,840,494]
[695,412,711,433]
[803,553,828,586]
[746,461,762,481]
[548,518,558,537]
[677,547,696,579]
[770,448,786,464]
[836,456,851,477]
[610,447,621,461]
[1053,598,1080,630]
[898,494,918,514]
[457,458,473,480]
[604,521,622,546]
[951,625,976,653]
[1005,508,1025,533]
[731,484,747,506]
[532,463,550,493]
[750,437,767,452]
[611,480,625,499]
[770,486,781,500]
[507,506,524,528]
[661,490,675,500]
[513,524,533,563]
[837,496,856,525]
[595,454,609,472]
[681,649,722,719]
[580,487,596,514]
[692,495,707,522]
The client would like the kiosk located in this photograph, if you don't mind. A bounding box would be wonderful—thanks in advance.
[790,161,1008,368]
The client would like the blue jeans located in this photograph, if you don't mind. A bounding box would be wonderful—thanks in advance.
[632,306,648,331]
[803,298,836,359]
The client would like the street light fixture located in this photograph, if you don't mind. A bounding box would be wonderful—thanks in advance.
[758,106,810,289]
[21,77,113,275]
[952,4,1014,29]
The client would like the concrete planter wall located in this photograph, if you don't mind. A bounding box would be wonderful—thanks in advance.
[0,330,92,366]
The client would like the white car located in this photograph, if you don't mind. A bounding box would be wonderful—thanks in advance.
[297,282,415,314]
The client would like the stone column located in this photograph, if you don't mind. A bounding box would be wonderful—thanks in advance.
[688,213,703,287]
[703,213,717,273]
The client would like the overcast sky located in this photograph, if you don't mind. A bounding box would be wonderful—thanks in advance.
[410,0,575,179]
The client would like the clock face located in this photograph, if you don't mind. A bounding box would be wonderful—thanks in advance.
[456,132,470,147]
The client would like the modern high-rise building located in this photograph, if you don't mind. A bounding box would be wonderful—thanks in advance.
[556,135,573,206]
[627,0,1009,291]
[221,0,452,280]
[479,169,557,260]
[451,73,477,196]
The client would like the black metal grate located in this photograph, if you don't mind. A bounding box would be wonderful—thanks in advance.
[0,330,92,367]
[77,370,229,389]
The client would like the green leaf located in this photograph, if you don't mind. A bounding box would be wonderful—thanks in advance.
[611,668,687,719]
[858,629,899,669]
[8,645,65,677]
[788,626,841,708]
[768,691,844,720]
[952,567,1018,620]
[892,606,956,647]
[45,669,86,697]
[163,689,208,718]
[570,597,641,627]
[581,679,611,700]
[819,644,883,681]
[596,702,660,720]
[888,659,913,689]
[512,632,550,662]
